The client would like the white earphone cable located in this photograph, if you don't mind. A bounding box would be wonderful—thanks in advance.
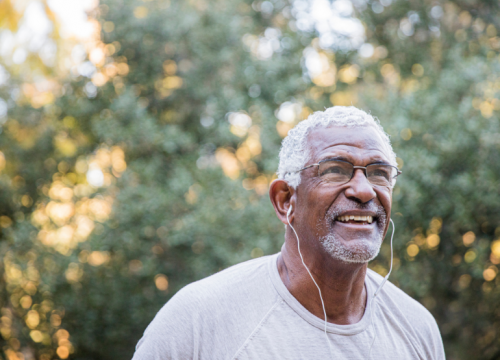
[287,207,396,359]
[373,218,395,298]
[368,218,396,359]
[287,207,334,358]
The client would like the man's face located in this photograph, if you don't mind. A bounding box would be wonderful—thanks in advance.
[295,126,393,263]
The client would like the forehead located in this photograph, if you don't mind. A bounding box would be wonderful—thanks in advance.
[306,125,391,164]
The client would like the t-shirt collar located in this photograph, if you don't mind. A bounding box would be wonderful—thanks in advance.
[267,252,374,335]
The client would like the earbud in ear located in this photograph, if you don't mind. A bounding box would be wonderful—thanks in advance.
[287,205,292,216]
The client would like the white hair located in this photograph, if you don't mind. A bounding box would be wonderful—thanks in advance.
[277,106,397,188]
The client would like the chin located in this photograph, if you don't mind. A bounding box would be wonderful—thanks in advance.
[320,235,383,264]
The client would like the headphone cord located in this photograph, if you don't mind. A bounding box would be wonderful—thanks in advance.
[287,210,335,358]
[287,210,395,359]
[368,218,396,358]
[373,218,395,298]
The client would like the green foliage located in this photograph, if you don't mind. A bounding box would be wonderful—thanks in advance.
[1,0,500,359]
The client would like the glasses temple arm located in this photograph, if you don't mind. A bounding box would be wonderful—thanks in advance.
[296,164,319,172]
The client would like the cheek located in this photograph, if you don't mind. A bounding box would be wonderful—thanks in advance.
[297,187,336,228]
[316,190,344,219]
[376,189,392,215]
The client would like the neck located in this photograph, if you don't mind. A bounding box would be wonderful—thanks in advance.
[277,232,368,325]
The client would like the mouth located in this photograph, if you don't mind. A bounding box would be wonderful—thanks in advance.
[335,214,376,226]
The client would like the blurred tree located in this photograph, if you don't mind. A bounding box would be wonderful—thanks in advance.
[355,2,500,359]
[0,0,500,359]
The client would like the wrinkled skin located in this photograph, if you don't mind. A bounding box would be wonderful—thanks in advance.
[269,126,394,325]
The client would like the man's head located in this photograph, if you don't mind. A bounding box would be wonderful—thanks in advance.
[270,106,398,264]
[277,106,397,186]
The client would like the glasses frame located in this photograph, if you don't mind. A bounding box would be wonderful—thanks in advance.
[293,158,402,187]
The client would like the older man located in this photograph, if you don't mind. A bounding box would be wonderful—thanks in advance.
[133,106,445,359]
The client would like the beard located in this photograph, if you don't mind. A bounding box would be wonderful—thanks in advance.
[319,200,387,264]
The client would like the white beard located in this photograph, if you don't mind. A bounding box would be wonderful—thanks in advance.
[319,230,384,263]
[319,201,387,263]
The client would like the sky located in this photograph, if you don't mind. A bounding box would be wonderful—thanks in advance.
[47,0,99,39]
[1,0,367,68]
[0,0,98,67]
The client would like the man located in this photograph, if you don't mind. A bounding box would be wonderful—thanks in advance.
[133,106,445,359]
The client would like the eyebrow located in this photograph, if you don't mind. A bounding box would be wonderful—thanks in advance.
[319,155,350,163]
[318,156,390,166]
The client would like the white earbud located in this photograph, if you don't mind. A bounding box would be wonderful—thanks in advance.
[287,205,292,218]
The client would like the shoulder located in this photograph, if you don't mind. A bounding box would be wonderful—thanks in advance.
[367,269,438,326]
[366,269,445,359]
[176,254,276,306]
[133,255,280,360]
[157,254,278,329]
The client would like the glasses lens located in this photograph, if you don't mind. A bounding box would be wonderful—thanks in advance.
[318,160,353,184]
[366,164,396,186]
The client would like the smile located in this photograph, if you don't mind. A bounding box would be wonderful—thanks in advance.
[336,215,375,225]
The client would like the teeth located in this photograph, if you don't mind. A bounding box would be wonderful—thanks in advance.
[337,215,374,223]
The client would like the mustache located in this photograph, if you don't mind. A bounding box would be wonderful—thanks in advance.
[326,200,387,224]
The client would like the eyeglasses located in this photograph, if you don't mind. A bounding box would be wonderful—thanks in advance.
[293,159,402,188]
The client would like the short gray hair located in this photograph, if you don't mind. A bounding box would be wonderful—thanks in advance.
[277,106,397,188]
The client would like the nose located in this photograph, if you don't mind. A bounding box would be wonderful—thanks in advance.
[344,169,377,204]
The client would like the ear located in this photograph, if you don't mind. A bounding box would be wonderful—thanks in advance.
[269,179,295,225]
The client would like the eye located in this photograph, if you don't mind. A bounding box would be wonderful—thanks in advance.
[368,166,391,180]
[373,169,388,176]
[317,160,353,180]
[321,165,345,175]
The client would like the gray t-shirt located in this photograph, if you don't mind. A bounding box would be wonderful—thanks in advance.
[133,253,445,359]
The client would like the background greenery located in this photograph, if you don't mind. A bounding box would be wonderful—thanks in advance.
[0,0,500,358]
